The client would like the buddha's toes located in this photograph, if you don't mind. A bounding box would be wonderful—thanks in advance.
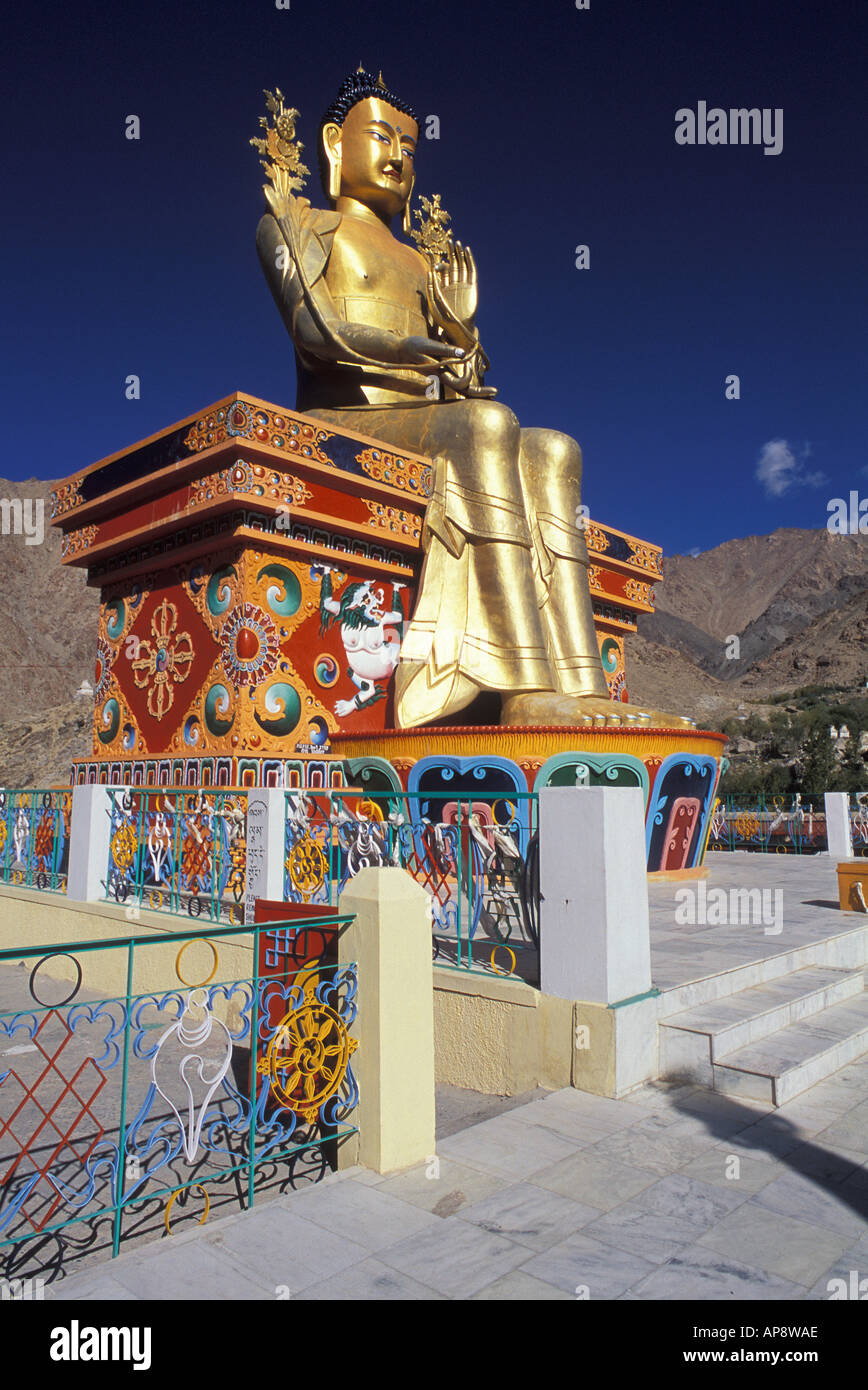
[500,692,695,729]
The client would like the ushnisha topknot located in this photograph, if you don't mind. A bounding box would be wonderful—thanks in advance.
[318,66,419,199]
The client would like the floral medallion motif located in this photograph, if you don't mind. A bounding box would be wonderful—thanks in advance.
[220,602,279,690]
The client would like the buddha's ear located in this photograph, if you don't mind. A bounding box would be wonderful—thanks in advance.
[402,174,415,234]
[322,122,342,201]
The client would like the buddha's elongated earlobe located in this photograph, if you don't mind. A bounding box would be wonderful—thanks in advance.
[402,176,415,234]
[323,123,342,202]
[328,154,342,201]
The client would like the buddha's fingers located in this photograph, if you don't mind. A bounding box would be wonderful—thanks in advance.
[465,246,478,282]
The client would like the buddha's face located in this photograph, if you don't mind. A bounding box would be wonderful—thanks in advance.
[324,97,417,219]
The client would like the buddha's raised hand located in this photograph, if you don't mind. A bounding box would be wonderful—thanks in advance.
[428,242,478,348]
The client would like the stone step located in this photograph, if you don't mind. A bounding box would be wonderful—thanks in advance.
[712,990,868,1106]
[659,966,865,1081]
[656,920,868,1016]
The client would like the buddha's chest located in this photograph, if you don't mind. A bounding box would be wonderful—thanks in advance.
[326,223,427,318]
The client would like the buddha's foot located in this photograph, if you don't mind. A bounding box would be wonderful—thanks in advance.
[500,691,695,729]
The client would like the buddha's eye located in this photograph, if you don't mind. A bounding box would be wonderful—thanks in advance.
[369,131,390,144]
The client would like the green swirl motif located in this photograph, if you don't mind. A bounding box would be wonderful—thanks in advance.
[204,683,235,735]
[105,602,125,640]
[206,565,237,616]
[254,682,300,736]
[98,698,120,744]
[257,564,301,617]
[601,637,620,675]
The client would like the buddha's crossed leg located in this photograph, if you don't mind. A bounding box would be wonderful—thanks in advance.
[304,399,692,728]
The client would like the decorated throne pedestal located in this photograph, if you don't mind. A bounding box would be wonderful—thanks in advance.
[51,392,726,871]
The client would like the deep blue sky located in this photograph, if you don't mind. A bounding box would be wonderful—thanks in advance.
[3,0,865,556]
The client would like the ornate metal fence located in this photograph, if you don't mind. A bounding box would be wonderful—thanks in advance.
[282,789,540,983]
[707,793,868,855]
[0,790,71,894]
[0,915,358,1273]
[103,788,248,922]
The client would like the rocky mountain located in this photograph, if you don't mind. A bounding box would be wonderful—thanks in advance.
[628,529,868,722]
[0,477,865,785]
[0,478,97,785]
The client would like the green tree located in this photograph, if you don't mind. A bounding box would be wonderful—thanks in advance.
[799,721,837,794]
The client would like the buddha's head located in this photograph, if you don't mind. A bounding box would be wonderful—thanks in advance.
[319,67,418,222]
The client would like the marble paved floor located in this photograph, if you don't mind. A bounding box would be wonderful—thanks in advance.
[45,1058,868,1301]
[649,852,865,991]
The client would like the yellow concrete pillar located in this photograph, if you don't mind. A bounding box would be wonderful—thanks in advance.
[339,868,435,1174]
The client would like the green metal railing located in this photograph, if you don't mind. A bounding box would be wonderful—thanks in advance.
[707,793,868,855]
[0,914,357,1268]
[0,789,71,893]
[103,787,249,922]
[282,788,540,982]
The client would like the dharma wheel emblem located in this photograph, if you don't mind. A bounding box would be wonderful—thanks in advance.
[287,837,328,896]
[257,988,357,1123]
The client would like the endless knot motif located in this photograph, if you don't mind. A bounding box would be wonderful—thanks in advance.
[181,827,213,894]
[131,599,195,721]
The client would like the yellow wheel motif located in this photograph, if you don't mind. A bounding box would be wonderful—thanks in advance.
[257,987,357,1123]
[111,822,138,870]
[287,837,328,896]
[0,822,6,853]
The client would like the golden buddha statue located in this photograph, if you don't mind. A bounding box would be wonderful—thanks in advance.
[253,69,690,731]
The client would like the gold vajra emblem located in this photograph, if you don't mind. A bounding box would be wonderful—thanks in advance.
[286,837,328,896]
[131,599,195,721]
[257,988,358,1123]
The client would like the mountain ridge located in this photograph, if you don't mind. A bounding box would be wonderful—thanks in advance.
[0,486,865,783]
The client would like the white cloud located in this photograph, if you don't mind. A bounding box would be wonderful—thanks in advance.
[687,546,701,557]
[756,439,826,498]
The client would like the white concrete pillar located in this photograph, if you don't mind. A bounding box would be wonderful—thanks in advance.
[67,786,123,902]
[244,789,287,923]
[339,868,435,1173]
[825,792,853,860]
[539,786,652,1005]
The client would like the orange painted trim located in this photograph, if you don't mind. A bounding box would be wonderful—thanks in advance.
[56,390,433,490]
[647,867,711,881]
[55,430,430,537]
[330,724,727,741]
